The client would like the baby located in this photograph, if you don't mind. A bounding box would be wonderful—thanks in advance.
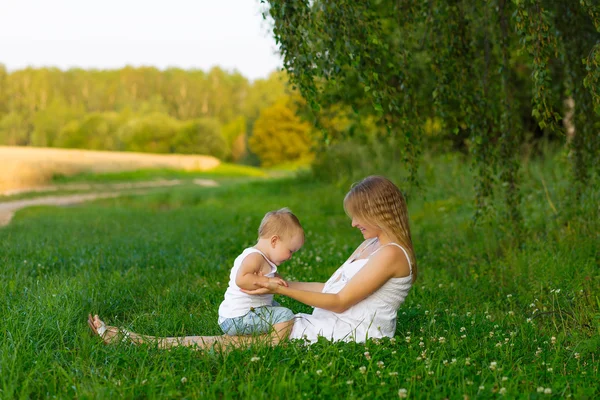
[217,208,304,335]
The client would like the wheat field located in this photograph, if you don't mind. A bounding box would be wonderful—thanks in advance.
[0,146,221,194]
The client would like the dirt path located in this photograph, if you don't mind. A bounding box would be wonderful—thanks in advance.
[0,179,218,227]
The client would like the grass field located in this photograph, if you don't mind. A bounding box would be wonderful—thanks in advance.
[0,152,598,399]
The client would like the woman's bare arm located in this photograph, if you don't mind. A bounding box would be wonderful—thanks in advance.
[286,282,325,292]
[253,246,409,313]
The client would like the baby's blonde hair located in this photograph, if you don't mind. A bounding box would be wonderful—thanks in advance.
[343,176,417,282]
[258,208,304,240]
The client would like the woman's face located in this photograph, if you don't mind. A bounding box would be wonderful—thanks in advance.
[351,215,381,239]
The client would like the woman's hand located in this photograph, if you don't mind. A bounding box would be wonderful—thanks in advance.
[241,279,284,295]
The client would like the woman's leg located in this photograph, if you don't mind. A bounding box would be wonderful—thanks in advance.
[88,315,292,350]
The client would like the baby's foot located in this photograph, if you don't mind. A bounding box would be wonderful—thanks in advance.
[87,314,122,344]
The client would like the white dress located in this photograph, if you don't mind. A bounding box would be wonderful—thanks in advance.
[289,241,413,343]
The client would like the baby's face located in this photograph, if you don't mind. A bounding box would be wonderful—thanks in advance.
[272,233,304,265]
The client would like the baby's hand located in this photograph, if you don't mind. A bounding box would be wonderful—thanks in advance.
[268,277,289,287]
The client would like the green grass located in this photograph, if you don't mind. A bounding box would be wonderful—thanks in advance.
[0,153,598,399]
[52,162,268,184]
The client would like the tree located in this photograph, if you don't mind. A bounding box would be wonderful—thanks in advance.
[173,118,229,159]
[222,116,247,162]
[265,0,600,222]
[249,100,313,167]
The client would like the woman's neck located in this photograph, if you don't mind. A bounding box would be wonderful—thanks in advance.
[376,233,392,245]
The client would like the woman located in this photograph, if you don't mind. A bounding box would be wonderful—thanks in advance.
[89,175,416,347]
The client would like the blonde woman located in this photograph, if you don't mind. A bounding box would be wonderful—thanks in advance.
[89,176,416,347]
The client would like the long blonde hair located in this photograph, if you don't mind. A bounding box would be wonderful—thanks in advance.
[343,176,417,282]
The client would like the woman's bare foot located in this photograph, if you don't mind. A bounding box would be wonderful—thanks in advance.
[87,314,125,344]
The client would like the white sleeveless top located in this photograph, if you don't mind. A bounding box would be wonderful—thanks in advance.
[290,239,413,343]
[218,248,278,322]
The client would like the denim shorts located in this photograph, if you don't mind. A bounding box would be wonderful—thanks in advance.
[219,306,295,335]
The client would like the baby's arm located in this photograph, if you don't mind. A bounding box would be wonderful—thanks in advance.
[235,253,287,291]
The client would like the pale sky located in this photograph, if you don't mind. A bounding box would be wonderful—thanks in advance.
[0,0,283,80]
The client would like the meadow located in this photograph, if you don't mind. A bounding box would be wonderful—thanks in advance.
[0,151,598,399]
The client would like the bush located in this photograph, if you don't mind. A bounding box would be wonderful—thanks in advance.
[118,113,179,154]
[173,118,228,159]
[249,100,313,167]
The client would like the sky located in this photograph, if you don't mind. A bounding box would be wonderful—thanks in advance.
[0,0,283,81]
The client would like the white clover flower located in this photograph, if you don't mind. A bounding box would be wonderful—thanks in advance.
[489,361,497,370]
[466,380,473,385]
[443,360,449,366]
[544,388,552,394]
[502,376,508,381]
[551,336,556,344]
[419,341,425,347]
[438,337,446,343]
[250,356,261,362]
[346,380,353,385]
[359,366,367,374]
[364,351,371,360]
[479,385,485,390]
[389,371,398,376]
[451,358,457,364]
[574,352,580,359]
[461,334,467,339]
[465,358,471,366]
[508,311,514,316]
[181,377,187,384]
[547,368,553,372]
[376,370,381,376]
[405,336,411,343]
[506,294,512,298]
[398,388,408,398]
[460,327,466,332]
[496,342,503,347]
[466,312,472,317]
[392,351,397,355]
[499,387,507,395]
[377,361,385,369]
[316,370,323,375]
[537,387,544,393]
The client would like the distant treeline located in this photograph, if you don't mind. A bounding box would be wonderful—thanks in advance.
[0,66,311,163]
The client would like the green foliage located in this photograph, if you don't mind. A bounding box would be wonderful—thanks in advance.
[174,118,228,159]
[0,67,293,161]
[118,113,180,154]
[221,116,247,162]
[56,112,123,150]
[31,98,85,147]
[0,111,29,145]
[265,0,600,221]
[249,100,314,167]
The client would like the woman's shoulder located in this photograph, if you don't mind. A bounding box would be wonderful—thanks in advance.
[372,244,412,278]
